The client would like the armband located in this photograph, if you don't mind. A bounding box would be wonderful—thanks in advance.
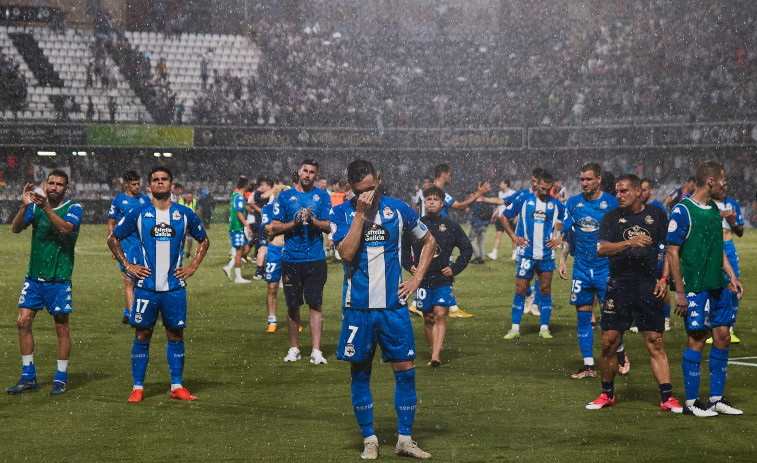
[660,275,668,281]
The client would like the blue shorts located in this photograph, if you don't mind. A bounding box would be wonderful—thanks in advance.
[685,288,733,331]
[18,278,72,315]
[264,244,283,283]
[516,257,555,280]
[724,241,739,280]
[570,266,609,307]
[337,307,416,363]
[131,287,187,330]
[229,231,248,249]
[415,286,456,312]
[600,278,664,332]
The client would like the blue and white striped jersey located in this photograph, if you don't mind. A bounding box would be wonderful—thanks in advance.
[563,192,618,269]
[330,196,428,310]
[109,193,150,250]
[114,202,207,292]
[272,187,331,262]
[504,191,564,260]
[260,203,274,228]
[716,197,743,231]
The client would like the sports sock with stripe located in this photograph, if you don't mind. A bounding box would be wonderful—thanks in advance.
[131,339,150,387]
[167,340,186,386]
[708,347,728,399]
[577,311,594,364]
[394,369,416,436]
[682,348,702,401]
[350,367,374,438]
[511,293,526,325]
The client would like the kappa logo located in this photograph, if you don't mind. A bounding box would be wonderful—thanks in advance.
[408,350,414,356]
[690,311,699,318]
[290,196,297,201]
[178,320,185,326]
[54,306,61,312]
[527,201,535,206]
[439,298,445,303]
[122,200,129,205]
[66,286,71,292]
[66,295,72,301]
[619,218,627,223]
[577,202,584,207]
[344,344,356,357]
[64,304,71,311]
[691,321,699,327]
[689,301,698,308]
[144,212,154,218]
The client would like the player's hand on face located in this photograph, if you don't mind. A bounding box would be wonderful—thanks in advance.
[174,265,197,280]
[356,190,375,214]
[441,266,453,277]
[654,279,667,300]
[558,261,568,280]
[673,291,688,316]
[126,263,151,280]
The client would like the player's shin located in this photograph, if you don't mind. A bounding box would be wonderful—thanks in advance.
[682,348,702,401]
[167,340,186,389]
[577,311,594,365]
[708,347,728,399]
[394,369,417,436]
[539,294,552,327]
[131,339,150,387]
[351,367,375,438]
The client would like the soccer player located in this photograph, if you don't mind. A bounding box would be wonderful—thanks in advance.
[662,176,695,209]
[501,171,564,339]
[585,174,682,413]
[667,161,743,417]
[712,181,744,343]
[7,170,82,396]
[247,177,274,280]
[269,159,331,364]
[402,185,472,366]
[223,176,253,283]
[108,170,150,324]
[487,179,517,261]
[559,163,618,379]
[261,185,288,333]
[641,178,672,330]
[108,166,209,403]
[432,163,489,318]
[331,159,435,460]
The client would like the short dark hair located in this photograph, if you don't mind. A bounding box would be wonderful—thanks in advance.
[531,167,544,179]
[423,185,445,200]
[687,176,697,184]
[149,166,173,183]
[641,177,654,188]
[538,171,554,184]
[173,182,183,190]
[695,161,723,187]
[236,175,248,189]
[434,163,451,179]
[580,163,601,177]
[616,174,641,189]
[501,179,511,188]
[48,169,69,186]
[123,170,140,182]
[302,158,319,172]
[347,160,376,185]
[290,171,299,185]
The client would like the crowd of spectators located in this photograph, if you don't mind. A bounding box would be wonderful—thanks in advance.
[190,2,756,129]
[0,52,27,112]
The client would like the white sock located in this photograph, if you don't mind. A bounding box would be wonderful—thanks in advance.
[133,385,144,391]
[511,323,520,331]
[235,267,242,278]
[171,383,182,391]
[397,435,411,444]
[710,395,722,402]
[57,360,68,372]
[449,305,459,312]
[540,325,549,332]
[22,354,34,366]
[268,316,277,324]
[584,357,594,367]
[225,258,234,269]
[685,399,696,407]
[364,435,378,444]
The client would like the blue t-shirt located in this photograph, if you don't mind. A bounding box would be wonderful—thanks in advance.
[260,203,274,228]
[330,196,428,309]
[716,197,744,232]
[109,193,150,250]
[504,191,565,260]
[441,191,455,217]
[272,187,331,262]
[563,192,618,270]
[114,203,207,292]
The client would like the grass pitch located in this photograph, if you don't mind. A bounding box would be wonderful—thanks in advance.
[1,224,755,462]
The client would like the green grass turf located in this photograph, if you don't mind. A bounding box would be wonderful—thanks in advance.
[1,224,755,462]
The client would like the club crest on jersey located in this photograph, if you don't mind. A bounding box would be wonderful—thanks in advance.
[668,220,677,232]
[417,301,423,309]
[18,295,25,304]
[383,206,394,220]
[363,223,389,244]
[600,201,607,209]
[173,210,182,221]
[151,222,176,240]
[313,194,320,202]
[645,215,654,224]
[547,202,554,210]
[438,223,447,232]
[344,344,356,358]
[623,225,650,241]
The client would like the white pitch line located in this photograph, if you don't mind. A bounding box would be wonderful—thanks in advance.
[727,361,757,367]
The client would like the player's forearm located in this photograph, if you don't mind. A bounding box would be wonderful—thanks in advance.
[722,250,737,282]
[665,246,685,292]
[500,215,517,241]
[107,236,129,268]
[108,218,117,237]
[733,225,744,237]
[236,211,248,228]
[310,217,330,233]
[188,237,210,268]
[43,207,74,234]
[11,204,29,233]
[268,220,296,236]
[336,213,365,262]
[410,233,437,283]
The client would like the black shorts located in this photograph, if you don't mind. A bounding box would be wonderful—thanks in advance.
[282,260,327,308]
[495,218,515,233]
[600,277,664,332]
[253,225,268,248]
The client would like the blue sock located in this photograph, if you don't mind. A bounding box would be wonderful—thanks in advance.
[682,348,702,401]
[131,339,150,387]
[577,311,594,361]
[394,369,416,436]
[167,341,186,385]
[709,347,729,398]
[22,364,37,380]
[539,294,552,326]
[512,293,526,325]
[664,304,670,319]
[350,368,374,438]
[533,279,540,306]
[53,370,67,384]
[123,307,130,317]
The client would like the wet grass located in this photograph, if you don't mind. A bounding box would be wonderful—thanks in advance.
[1,224,755,462]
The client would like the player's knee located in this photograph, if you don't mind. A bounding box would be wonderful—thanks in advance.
[287,305,300,317]
[309,304,322,313]
[16,315,32,331]
[689,330,709,342]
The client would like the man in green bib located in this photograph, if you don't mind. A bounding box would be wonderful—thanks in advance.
[666,161,743,417]
[8,170,82,396]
